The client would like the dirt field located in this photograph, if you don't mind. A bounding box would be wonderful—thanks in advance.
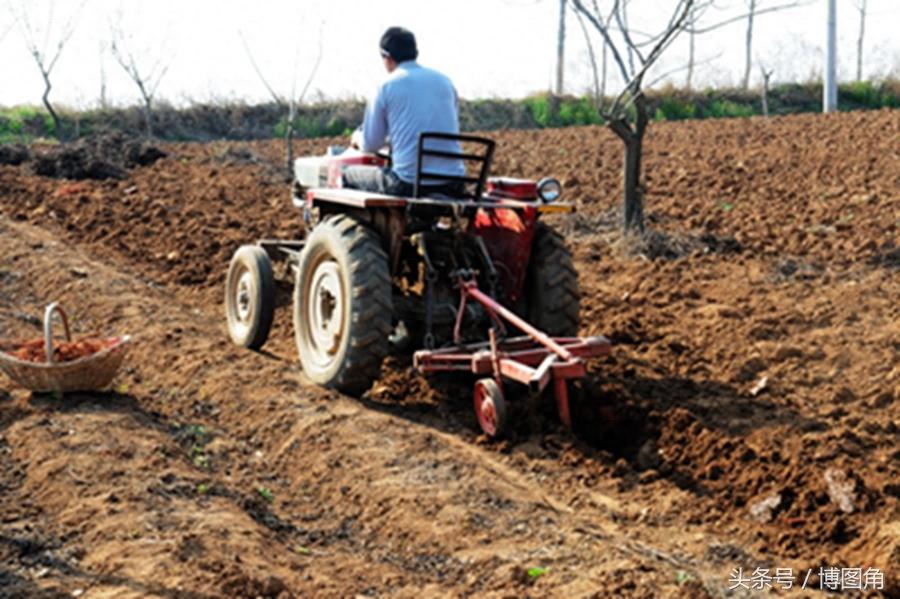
[0,109,897,598]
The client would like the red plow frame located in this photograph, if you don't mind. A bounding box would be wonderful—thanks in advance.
[413,279,611,436]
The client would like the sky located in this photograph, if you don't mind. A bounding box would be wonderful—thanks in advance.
[0,0,898,109]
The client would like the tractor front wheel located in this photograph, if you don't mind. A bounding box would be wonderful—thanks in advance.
[225,245,276,350]
[294,214,392,395]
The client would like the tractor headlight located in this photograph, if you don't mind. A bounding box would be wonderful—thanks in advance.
[537,177,562,203]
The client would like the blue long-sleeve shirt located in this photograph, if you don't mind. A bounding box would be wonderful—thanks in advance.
[362,61,466,183]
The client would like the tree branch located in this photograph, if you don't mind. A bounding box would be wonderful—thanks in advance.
[614,0,642,72]
[686,0,813,34]
[571,0,631,86]
[608,0,696,118]
[572,5,602,111]
[646,51,723,90]
[239,30,286,106]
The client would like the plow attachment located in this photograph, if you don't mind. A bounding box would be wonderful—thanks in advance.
[414,280,611,437]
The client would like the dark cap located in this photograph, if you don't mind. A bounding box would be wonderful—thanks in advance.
[379,27,417,62]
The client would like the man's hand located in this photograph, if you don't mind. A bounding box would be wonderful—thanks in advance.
[350,128,364,150]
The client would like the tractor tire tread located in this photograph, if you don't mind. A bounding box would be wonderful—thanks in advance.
[226,245,276,350]
[525,222,581,337]
[296,214,392,396]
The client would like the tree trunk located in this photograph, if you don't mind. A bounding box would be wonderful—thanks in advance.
[585,34,600,109]
[41,73,61,140]
[761,71,771,116]
[99,45,108,109]
[608,95,648,233]
[622,132,643,232]
[856,0,867,81]
[285,101,297,180]
[600,36,608,101]
[555,0,567,95]
[742,0,756,90]
[100,70,108,109]
[143,97,154,138]
[687,8,696,90]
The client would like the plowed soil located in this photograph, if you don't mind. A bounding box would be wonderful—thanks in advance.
[0,109,897,598]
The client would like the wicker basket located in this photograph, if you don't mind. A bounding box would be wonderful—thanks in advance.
[0,303,131,393]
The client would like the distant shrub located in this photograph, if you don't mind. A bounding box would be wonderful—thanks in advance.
[654,96,696,121]
[521,94,601,128]
[558,97,602,126]
[0,105,57,142]
[703,100,755,118]
[842,81,881,106]
[2,78,899,144]
[523,95,552,127]
[840,80,900,110]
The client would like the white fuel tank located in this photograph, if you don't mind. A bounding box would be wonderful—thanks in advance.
[293,156,327,188]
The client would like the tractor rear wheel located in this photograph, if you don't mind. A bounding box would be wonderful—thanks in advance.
[225,245,276,350]
[525,222,581,337]
[294,214,392,395]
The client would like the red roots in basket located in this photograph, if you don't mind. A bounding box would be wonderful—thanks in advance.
[3,336,118,363]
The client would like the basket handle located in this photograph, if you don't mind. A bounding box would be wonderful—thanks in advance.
[43,303,72,365]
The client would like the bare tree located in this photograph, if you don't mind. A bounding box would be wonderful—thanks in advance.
[686,5,698,89]
[1,1,17,46]
[573,8,600,107]
[98,40,109,110]
[110,16,173,138]
[678,0,807,91]
[759,63,774,115]
[615,1,636,76]
[1,20,14,44]
[572,0,704,233]
[742,0,757,89]
[239,30,322,178]
[853,0,868,81]
[12,0,84,139]
[555,0,567,94]
[571,2,616,110]
[738,1,811,89]
[682,6,726,90]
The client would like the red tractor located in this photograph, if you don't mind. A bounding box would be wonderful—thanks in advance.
[225,133,610,437]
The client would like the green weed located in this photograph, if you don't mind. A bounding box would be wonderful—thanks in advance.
[257,486,274,503]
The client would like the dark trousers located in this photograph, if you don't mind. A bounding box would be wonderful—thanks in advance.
[342,166,466,198]
[342,166,413,196]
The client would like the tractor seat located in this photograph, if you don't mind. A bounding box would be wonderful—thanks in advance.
[414,132,495,201]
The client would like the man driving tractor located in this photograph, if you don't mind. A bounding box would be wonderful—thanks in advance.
[345,27,466,197]
[225,26,594,438]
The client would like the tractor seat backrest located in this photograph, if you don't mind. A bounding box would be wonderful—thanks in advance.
[414,132,496,201]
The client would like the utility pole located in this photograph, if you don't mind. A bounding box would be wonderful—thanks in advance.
[824,0,837,113]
